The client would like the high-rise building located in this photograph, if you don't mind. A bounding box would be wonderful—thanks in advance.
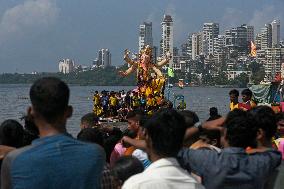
[95,49,111,68]
[214,35,226,55]
[203,23,219,56]
[271,20,280,48]
[186,33,192,58]
[225,25,248,56]
[173,46,179,65]
[260,24,272,50]
[242,25,254,43]
[161,15,173,67]
[213,35,226,65]
[192,32,202,60]
[263,48,284,80]
[255,33,262,49]
[152,46,158,64]
[138,22,153,52]
[58,59,75,74]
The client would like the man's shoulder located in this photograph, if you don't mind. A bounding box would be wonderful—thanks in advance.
[122,172,152,189]
[3,145,35,165]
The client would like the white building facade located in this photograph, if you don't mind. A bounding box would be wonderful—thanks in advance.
[271,20,280,48]
[59,59,75,74]
[138,22,153,52]
[161,15,173,67]
[203,23,219,56]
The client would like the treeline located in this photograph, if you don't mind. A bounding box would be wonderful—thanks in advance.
[0,65,136,86]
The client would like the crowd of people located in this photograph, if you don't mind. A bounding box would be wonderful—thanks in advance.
[0,77,283,189]
[92,89,172,119]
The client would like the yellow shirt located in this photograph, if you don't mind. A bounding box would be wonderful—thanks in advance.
[230,102,239,111]
[93,105,103,116]
[93,94,100,105]
[145,87,153,97]
[110,96,118,106]
[147,98,155,107]
[132,96,140,107]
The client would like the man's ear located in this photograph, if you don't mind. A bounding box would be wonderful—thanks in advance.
[65,106,73,119]
[256,128,265,140]
[27,106,34,117]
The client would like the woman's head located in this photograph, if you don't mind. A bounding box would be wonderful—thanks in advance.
[0,119,24,148]
[111,156,144,186]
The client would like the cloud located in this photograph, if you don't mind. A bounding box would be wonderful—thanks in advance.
[221,8,247,31]
[248,5,282,34]
[0,0,59,44]
[165,3,187,46]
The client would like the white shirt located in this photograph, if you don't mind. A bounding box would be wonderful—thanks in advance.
[122,157,204,189]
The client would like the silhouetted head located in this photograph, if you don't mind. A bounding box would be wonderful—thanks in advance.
[0,119,24,148]
[29,77,72,131]
[229,89,239,103]
[111,156,144,186]
[249,106,277,141]
[222,109,257,148]
[80,112,99,129]
[144,109,186,159]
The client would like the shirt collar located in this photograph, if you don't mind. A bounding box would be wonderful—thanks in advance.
[144,157,179,172]
[32,133,72,145]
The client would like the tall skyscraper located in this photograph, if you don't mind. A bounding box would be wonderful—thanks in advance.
[58,59,75,74]
[203,23,219,56]
[255,33,262,49]
[138,22,153,52]
[213,35,226,66]
[260,24,272,50]
[264,48,284,80]
[95,49,111,68]
[161,15,173,67]
[225,25,248,56]
[242,24,254,43]
[271,20,280,48]
[191,32,202,60]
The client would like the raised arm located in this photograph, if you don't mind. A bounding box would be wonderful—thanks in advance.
[124,49,137,66]
[118,65,137,77]
[156,51,172,67]
[152,66,163,78]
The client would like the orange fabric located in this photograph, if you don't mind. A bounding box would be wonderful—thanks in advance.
[124,146,135,156]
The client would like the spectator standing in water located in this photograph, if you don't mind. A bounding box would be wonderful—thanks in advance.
[229,89,239,111]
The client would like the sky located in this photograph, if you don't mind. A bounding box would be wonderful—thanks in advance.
[0,0,283,73]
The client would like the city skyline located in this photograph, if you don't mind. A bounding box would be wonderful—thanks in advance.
[0,0,284,73]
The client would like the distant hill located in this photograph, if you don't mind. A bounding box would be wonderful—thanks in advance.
[0,65,136,86]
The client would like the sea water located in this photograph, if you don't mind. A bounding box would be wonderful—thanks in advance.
[0,84,241,136]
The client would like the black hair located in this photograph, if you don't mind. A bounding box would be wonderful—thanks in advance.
[0,119,24,148]
[77,128,104,147]
[145,108,186,157]
[241,88,253,98]
[111,156,144,184]
[20,115,39,145]
[179,110,199,128]
[29,77,69,124]
[229,89,239,97]
[224,109,257,148]
[126,109,144,120]
[80,113,99,128]
[199,129,221,148]
[179,110,201,147]
[249,106,277,140]
[209,107,218,117]
[275,112,284,122]
[122,129,137,148]
[207,107,221,121]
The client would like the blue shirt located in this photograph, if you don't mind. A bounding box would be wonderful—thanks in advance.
[1,134,105,189]
[178,147,282,189]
